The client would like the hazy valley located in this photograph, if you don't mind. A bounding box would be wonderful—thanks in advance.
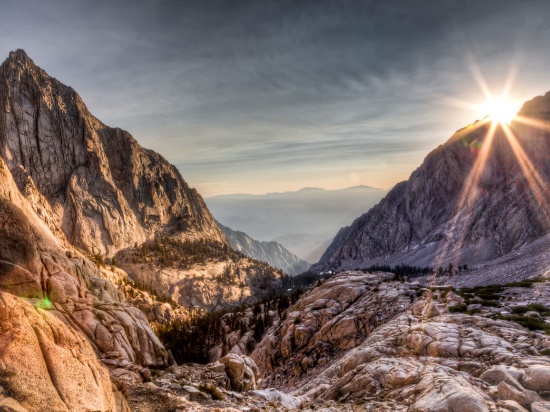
[206,186,386,262]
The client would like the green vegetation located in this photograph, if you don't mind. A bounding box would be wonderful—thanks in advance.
[157,289,305,364]
[449,304,467,313]
[511,304,550,316]
[362,264,432,279]
[115,275,177,306]
[494,314,550,335]
[130,238,233,268]
[90,253,105,269]
[125,237,283,292]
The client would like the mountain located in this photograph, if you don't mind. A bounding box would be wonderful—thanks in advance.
[217,221,309,275]
[205,185,386,261]
[315,93,550,283]
[0,49,284,410]
[0,50,282,313]
[0,129,162,410]
[0,49,225,258]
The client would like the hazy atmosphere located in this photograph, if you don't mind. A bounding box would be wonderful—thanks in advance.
[3,0,550,196]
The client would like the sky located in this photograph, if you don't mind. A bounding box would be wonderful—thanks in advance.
[2,0,550,196]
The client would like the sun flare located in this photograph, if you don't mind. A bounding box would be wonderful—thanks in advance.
[480,96,519,125]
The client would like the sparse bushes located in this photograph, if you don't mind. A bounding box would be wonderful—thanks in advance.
[511,304,550,316]
[495,314,550,334]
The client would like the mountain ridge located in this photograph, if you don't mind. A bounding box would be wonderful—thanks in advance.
[314,93,550,282]
[0,49,225,257]
[217,221,309,276]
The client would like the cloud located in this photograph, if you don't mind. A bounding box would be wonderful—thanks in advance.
[2,0,550,196]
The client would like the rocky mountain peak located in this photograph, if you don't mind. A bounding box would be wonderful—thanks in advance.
[0,50,225,256]
[314,91,550,283]
[5,48,32,65]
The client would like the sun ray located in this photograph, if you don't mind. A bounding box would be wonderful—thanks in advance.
[466,54,493,101]
[514,115,550,132]
[426,121,498,291]
[500,123,550,224]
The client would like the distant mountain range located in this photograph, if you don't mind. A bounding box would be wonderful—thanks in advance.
[314,93,550,285]
[205,185,386,261]
[217,222,309,275]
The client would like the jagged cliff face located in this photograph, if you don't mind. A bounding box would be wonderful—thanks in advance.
[316,95,550,273]
[218,222,310,276]
[0,49,225,257]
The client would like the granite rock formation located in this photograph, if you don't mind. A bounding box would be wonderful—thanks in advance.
[0,49,225,258]
[252,271,550,411]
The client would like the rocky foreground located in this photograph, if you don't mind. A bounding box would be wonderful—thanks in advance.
[101,271,550,412]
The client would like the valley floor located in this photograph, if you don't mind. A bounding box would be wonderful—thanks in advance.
[115,271,550,412]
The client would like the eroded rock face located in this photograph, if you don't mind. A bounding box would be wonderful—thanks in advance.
[219,353,259,392]
[0,154,170,368]
[252,271,550,411]
[252,271,414,387]
[0,49,225,257]
[0,291,117,412]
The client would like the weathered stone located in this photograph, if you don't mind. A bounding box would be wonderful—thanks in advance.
[497,381,542,409]
[532,401,550,412]
[220,354,259,392]
[0,292,116,411]
[522,365,550,392]
[467,303,483,313]
[496,400,529,412]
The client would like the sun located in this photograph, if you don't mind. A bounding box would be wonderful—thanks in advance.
[480,96,519,125]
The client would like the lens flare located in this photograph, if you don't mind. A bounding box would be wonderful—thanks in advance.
[480,96,519,125]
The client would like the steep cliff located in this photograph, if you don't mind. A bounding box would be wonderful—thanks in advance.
[0,49,225,257]
[316,95,550,275]
[218,222,309,275]
[0,154,170,369]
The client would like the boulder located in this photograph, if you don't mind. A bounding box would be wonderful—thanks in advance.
[525,311,541,318]
[497,381,542,409]
[480,367,523,388]
[532,401,550,412]
[522,365,550,393]
[220,354,259,392]
[467,304,483,313]
[496,400,529,412]
[248,389,303,409]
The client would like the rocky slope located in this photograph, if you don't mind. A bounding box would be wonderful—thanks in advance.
[251,271,550,411]
[107,270,550,411]
[218,221,309,275]
[0,152,164,409]
[0,49,225,257]
[0,291,126,412]
[315,96,550,279]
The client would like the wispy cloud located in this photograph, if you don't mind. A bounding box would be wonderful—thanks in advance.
[2,0,550,196]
